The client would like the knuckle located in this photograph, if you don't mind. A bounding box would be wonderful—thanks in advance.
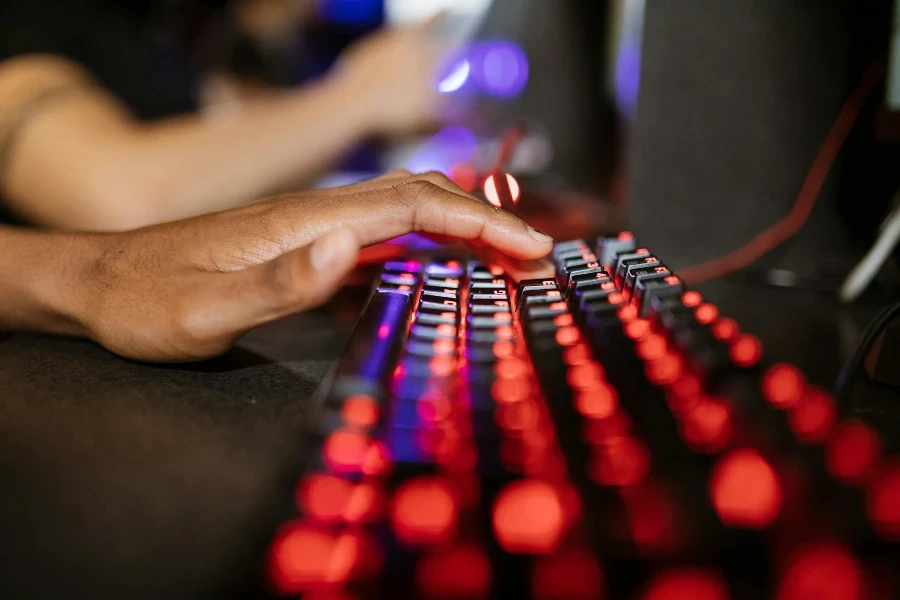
[171,297,213,347]
[395,179,438,207]
[418,170,453,187]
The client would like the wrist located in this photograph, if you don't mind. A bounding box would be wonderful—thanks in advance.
[317,71,381,138]
[0,227,100,337]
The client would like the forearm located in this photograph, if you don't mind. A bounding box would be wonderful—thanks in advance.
[0,226,93,336]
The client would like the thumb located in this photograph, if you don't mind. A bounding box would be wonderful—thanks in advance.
[215,228,361,331]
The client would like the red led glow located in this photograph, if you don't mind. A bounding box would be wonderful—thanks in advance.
[494,312,512,323]
[436,323,456,336]
[492,479,565,553]
[399,272,415,281]
[555,326,581,346]
[496,399,540,432]
[563,344,593,365]
[867,461,900,540]
[566,361,606,390]
[625,483,679,553]
[495,357,529,379]
[496,325,514,339]
[342,482,383,523]
[341,395,379,428]
[776,542,863,600]
[681,291,702,307]
[709,449,782,529]
[269,524,335,592]
[625,319,651,340]
[418,396,451,423]
[324,430,370,473]
[825,420,882,484]
[637,334,667,361]
[590,436,651,487]
[492,340,515,358]
[762,363,805,409]
[532,550,604,600]
[667,373,702,413]
[618,230,634,241]
[398,285,411,291]
[433,338,456,355]
[554,314,574,327]
[492,377,530,403]
[430,356,456,377]
[361,441,391,476]
[640,569,730,600]
[729,334,762,368]
[582,412,632,445]
[491,265,504,276]
[416,546,491,599]
[646,352,684,386]
[788,387,836,444]
[390,477,458,546]
[712,318,739,342]
[299,475,351,524]
[450,163,478,192]
[695,303,719,325]
[681,398,732,454]
[608,292,624,305]
[617,305,638,322]
[575,382,619,420]
[377,324,390,339]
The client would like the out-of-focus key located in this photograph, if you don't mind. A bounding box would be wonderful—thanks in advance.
[597,231,638,268]
[551,239,588,261]
[615,255,660,289]
[623,264,671,300]
[634,275,685,317]
[515,279,560,309]
[425,261,464,277]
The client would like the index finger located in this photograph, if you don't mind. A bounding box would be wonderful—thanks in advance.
[321,179,554,260]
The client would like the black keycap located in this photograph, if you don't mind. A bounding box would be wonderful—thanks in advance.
[377,283,415,294]
[525,303,568,320]
[415,311,458,326]
[425,261,464,277]
[611,248,651,283]
[421,287,459,301]
[564,266,606,288]
[469,299,513,314]
[515,278,560,309]
[597,231,638,268]
[615,255,660,288]
[410,324,456,340]
[466,327,515,343]
[521,294,565,308]
[562,255,601,273]
[468,314,514,328]
[470,279,508,291]
[551,239,588,260]
[469,264,498,280]
[469,291,510,301]
[384,260,423,274]
[407,339,457,358]
[634,275,685,317]
[419,299,460,312]
[623,265,671,300]
[567,272,614,297]
[425,277,461,289]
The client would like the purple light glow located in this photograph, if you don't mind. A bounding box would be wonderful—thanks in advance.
[470,40,529,98]
[405,125,478,174]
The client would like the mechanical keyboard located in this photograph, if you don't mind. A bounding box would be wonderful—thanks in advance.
[264,233,900,600]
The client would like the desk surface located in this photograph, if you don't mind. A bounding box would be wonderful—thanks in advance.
[0,280,897,599]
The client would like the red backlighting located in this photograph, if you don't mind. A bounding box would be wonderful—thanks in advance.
[494,312,512,323]
[825,420,882,484]
[608,292,624,305]
[762,363,805,408]
[637,334,667,361]
[590,436,651,487]
[667,373,702,413]
[416,547,491,599]
[492,377,530,404]
[601,281,615,290]
[575,382,619,420]
[625,483,679,553]
[554,314,574,327]
[495,357,529,379]
[390,477,458,546]
[617,305,638,321]
[269,524,335,592]
[491,265,504,276]
[566,361,606,390]
[776,542,863,600]
[618,230,634,241]
[430,356,456,377]
[299,475,351,524]
[342,483,383,523]
[496,399,540,432]
[712,318,739,342]
[624,319,651,340]
[582,412,632,445]
[640,569,730,600]
[788,387,836,444]
[399,273,415,281]
[440,311,455,319]
[484,173,522,207]
[492,340,515,358]
[341,395,379,428]
[695,303,719,325]
[555,326,581,346]
[496,325,514,339]
[681,398,733,454]
[664,275,680,285]
[324,430,370,473]
[492,479,565,553]
[710,449,782,529]
[361,441,391,476]
[398,285,411,291]
[867,461,900,540]
[682,291,702,307]
[729,334,762,368]
[377,324,390,339]
[532,550,604,600]
[646,352,683,386]
[437,323,456,336]
[563,344,593,365]
[451,163,478,193]
[434,338,456,354]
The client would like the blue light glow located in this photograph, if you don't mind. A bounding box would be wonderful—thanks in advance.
[318,0,383,26]
[405,125,478,174]
[437,60,472,93]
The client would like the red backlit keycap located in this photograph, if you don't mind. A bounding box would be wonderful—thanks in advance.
[416,546,491,600]
[788,387,836,444]
[639,568,730,600]
[681,291,703,307]
[341,394,380,428]
[324,430,370,474]
[680,398,733,454]
[825,420,882,484]
[776,542,864,600]
[712,317,739,342]
[532,550,604,600]
[566,361,606,390]
[390,477,459,545]
[589,436,651,487]
[574,382,619,420]
[867,461,900,540]
[729,333,762,367]
[762,363,805,408]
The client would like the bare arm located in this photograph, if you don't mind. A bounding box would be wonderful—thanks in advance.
[0,25,443,231]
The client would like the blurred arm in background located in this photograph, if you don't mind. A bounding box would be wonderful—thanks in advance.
[0,20,445,231]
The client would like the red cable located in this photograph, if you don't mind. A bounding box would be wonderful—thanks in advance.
[680,63,885,285]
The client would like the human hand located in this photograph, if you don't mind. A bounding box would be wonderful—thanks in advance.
[61,171,552,362]
[328,19,447,137]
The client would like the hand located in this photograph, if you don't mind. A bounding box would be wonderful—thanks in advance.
[329,20,447,137]
[63,171,552,362]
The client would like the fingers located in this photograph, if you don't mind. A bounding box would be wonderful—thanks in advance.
[476,247,556,282]
[211,229,361,332]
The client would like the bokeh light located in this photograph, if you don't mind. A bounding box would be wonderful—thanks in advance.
[318,0,383,25]
[438,59,472,93]
[470,40,530,98]
[405,125,478,174]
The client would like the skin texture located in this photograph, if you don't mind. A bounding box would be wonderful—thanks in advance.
[0,171,553,362]
[0,20,446,231]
